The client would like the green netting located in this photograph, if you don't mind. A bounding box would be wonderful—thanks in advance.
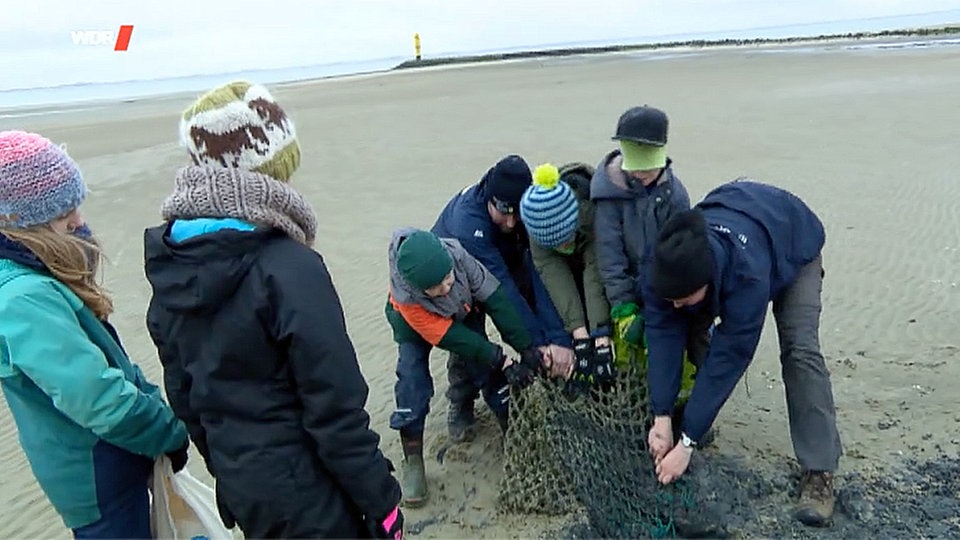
[498,317,704,538]
[497,315,960,539]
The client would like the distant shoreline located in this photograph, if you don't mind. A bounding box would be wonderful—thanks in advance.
[392,24,960,70]
[2,24,958,119]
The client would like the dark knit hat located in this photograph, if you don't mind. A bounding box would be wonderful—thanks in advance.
[484,155,532,214]
[651,209,714,299]
[397,230,453,290]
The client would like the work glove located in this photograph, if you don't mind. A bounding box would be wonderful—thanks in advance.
[165,439,190,473]
[622,316,645,347]
[610,302,640,321]
[374,506,404,540]
[611,302,645,347]
[573,338,593,372]
[564,338,595,400]
[593,341,617,387]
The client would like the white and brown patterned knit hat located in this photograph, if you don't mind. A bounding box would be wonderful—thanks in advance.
[179,81,301,182]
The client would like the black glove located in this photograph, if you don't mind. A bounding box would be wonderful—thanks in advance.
[165,439,189,473]
[371,506,404,539]
[593,341,617,386]
[573,338,593,371]
[565,338,595,400]
[503,358,536,389]
[506,346,546,388]
[518,347,545,376]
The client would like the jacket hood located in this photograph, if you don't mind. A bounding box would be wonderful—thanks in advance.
[590,149,675,201]
[388,227,461,304]
[388,226,490,321]
[558,162,595,202]
[143,223,273,314]
[388,227,427,305]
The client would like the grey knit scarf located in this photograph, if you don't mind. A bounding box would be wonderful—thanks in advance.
[161,166,317,246]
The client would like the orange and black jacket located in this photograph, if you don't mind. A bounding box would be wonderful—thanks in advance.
[385,229,532,368]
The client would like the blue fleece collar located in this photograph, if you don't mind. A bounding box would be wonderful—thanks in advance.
[168,218,257,243]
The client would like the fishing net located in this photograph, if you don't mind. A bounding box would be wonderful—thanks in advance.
[498,314,960,538]
[498,314,709,538]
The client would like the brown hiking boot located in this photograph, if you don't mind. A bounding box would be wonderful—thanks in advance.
[795,471,835,527]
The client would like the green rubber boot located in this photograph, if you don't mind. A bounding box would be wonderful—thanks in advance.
[401,434,428,508]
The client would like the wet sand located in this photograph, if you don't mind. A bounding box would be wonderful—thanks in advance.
[2,39,960,538]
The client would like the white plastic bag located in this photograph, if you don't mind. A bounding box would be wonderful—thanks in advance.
[150,456,234,540]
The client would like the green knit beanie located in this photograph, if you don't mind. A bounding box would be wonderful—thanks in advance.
[397,231,453,290]
[179,80,301,182]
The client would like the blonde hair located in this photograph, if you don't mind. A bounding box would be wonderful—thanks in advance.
[1,226,113,319]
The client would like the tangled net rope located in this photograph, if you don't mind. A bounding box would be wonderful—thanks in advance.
[498,316,709,538]
[497,318,960,538]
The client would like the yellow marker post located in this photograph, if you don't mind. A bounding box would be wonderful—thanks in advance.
[414,33,421,61]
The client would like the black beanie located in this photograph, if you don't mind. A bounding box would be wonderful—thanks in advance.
[483,155,532,211]
[651,209,714,299]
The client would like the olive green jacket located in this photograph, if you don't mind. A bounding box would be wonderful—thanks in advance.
[529,163,611,334]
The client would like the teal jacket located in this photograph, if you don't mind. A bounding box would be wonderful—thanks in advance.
[0,259,188,528]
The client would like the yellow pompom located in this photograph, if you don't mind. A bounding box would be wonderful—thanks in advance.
[532,163,561,189]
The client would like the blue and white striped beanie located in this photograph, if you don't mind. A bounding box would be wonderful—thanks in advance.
[520,163,579,248]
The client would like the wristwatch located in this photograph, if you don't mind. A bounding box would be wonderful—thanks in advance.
[680,432,697,449]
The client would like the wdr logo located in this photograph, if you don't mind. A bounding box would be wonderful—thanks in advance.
[71,25,134,51]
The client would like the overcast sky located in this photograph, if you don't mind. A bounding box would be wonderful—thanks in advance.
[2,0,959,91]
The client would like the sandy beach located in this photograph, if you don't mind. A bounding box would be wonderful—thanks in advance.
[2,37,960,538]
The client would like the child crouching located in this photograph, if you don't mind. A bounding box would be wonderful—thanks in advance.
[385,228,545,507]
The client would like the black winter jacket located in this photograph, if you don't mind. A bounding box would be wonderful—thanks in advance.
[143,223,400,539]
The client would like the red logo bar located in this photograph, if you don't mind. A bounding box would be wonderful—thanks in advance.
[114,25,134,51]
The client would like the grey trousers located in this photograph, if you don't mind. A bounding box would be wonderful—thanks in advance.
[445,311,485,408]
[773,255,842,472]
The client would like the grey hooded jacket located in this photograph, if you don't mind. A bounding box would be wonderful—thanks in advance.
[385,227,533,365]
[388,227,499,321]
[590,149,692,308]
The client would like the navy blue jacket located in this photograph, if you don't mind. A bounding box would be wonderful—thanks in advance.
[432,183,570,348]
[591,150,691,308]
[643,180,825,441]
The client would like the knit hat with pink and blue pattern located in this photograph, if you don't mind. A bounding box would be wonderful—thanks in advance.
[0,131,87,229]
